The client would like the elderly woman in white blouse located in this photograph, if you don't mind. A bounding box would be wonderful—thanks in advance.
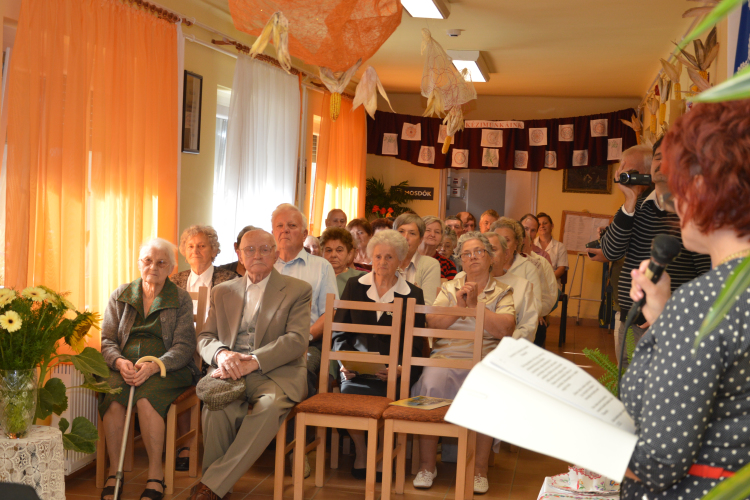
[332,229,426,479]
[410,232,515,494]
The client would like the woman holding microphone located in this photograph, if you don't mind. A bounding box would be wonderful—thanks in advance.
[621,101,750,500]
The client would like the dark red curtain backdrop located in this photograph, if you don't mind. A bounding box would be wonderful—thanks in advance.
[366,108,638,172]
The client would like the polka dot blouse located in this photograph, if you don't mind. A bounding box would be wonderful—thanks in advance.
[620,257,750,500]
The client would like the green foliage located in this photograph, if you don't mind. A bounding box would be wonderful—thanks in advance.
[365,177,416,218]
[59,347,111,378]
[36,377,68,420]
[59,416,98,454]
[583,327,636,397]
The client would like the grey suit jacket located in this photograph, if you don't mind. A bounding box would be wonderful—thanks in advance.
[197,268,312,403]
[170,266,239,290]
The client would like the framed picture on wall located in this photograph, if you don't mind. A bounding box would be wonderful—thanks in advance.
[562,165,612,194]
[182,71,203,154]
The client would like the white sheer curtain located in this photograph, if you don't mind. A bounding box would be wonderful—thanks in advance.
[212,55,300,263]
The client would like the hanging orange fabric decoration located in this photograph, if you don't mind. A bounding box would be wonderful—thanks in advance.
[228,0,402,73]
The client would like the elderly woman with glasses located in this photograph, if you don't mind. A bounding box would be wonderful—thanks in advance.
[410,232,516,494]
[99,238,201,500]
[332,229,426,479]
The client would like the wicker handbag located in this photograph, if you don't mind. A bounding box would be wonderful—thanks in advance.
[196,373,246,411]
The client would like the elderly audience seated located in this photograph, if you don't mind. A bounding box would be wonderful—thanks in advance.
[410,232,515,494]
[519,214,552,264]
[332,229,426,479]
[191,229,311,500]
[324,208,348,229]
[478,209,499,233]
[456,211,477,233]
[271,203,338,397]
[534,212,569,284]
[393,214,441,305]
[370,217,393,233]
[418,216,457,280]
[347,218,374,270]
[319,227,366,296]
[99,238,201,500]
[304,235,321,256]
[216,225,259,277]
[485,232,538,341]
[444,216,464,239]
[439,227,461,273]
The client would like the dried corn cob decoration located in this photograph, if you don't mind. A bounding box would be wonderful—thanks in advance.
[330,92,341,121]
[657,78,670,128]
[648,96,660,135]
[674,27,718,95]
[660,58,683,100]
[442,136,452,154]
[620,113,642,145]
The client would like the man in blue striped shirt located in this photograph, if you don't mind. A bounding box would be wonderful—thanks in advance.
[601,139,711,367]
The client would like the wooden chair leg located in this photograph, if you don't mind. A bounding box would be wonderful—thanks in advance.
[455,428,468,500]
[293,414,307,500]
[274,416,288,500]
[465,431,476,500]
[165,404,177,495]
[411,434,420,475]
[395,431,407,495]
[315,426,326,487]
[381,420,395,500]
[364,419,379,500]
[96,413,107,488]
[331,428,339,469]
[189,402,200,477]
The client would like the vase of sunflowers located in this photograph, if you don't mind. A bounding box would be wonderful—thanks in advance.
[0,286,117,450]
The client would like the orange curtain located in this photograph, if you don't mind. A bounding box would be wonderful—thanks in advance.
[309,94,367,236]
[5,0,178,348]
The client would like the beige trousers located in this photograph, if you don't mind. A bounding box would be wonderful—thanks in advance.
[200,372,295,497]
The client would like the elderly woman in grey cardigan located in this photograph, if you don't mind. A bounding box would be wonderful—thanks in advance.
[99,238,200,500]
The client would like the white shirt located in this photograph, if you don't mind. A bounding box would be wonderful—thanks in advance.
[525,252,558,316]
[495,271,538,341]
[534,237,568,272]
[358,272,410,321]
[507,253,542,316]
[274,249,339,326]
[240,272,270,334]
[187,266,214,315]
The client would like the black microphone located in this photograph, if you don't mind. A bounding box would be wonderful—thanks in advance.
[617,234,681,396]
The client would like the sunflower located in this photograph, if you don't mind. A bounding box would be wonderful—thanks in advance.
[0,311,22,332]
[0,289,15,307]
[21,287,48,302]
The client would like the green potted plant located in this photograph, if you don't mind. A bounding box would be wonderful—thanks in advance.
[0,286,119,453]
[365,177,416,219]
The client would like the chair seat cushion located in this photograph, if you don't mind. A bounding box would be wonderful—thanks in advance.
[295,393,393,419]
[172,386,197,405]
[382,404,451,423]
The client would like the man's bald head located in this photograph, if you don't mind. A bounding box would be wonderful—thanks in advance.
[239,229,279,282]
[325,209,347,229]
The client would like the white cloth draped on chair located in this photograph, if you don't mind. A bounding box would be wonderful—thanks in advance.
[213,55,300,260]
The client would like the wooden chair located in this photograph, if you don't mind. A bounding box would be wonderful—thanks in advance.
[292,294,404,500]
[558,270,569,346]
[96,286,207,494]
[381,298,486,500]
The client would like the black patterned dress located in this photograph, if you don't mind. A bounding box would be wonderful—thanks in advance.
[98,279,194,419]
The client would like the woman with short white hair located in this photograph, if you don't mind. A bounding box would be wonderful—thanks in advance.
[332,229,426,480]
[172,225,239,296]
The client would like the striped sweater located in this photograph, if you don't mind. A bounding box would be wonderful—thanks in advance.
[600,193,711,321]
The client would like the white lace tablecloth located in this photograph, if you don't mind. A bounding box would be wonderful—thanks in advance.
[0,425,65,500]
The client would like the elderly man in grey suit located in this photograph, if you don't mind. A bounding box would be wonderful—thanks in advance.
[189,229,312,500]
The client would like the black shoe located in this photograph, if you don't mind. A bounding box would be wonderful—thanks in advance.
[351,466,367,480]
[175,447,190,471]
[101,475,122,500]
[376,471,383,483]
[140,478,166,500]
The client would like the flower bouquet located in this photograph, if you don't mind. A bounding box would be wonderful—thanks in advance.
[0,286,118,452]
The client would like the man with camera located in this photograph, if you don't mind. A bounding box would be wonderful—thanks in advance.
[600,139,711,366]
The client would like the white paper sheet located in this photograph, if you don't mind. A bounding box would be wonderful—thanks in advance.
[445,338,637,481]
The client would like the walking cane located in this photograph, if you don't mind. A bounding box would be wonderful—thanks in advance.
[113,356,166,500]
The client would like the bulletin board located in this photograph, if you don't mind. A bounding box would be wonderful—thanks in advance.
[560,211,613,254]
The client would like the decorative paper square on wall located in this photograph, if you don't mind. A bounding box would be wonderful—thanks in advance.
[402,122,422,141]
[382,133,398,155]
[544,151,557,169]
[481,129,503,148]
[559,124,574,142]
[572,149,589,166]
[452,149,469,168]
[419,146,435,165]
[437,125,448,144]
[482,148,500,167]
[607,138,622,160]
[514,151,528,169]
[529,128,547,146]
[590,119,608,137]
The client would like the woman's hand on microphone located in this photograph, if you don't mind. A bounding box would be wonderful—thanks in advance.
[630,259,671,325]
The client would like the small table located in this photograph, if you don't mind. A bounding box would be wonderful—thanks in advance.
[0,425,66,500]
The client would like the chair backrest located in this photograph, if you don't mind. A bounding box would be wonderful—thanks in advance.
[320,293,403,400]
[188,286,209,334]
[399,298,486,398]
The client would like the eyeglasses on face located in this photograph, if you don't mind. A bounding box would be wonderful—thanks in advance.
[460,248,487,261]
[240,245,276,257]
[140,258,170,269]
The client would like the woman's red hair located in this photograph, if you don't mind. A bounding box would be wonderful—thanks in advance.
[662,100,750,237]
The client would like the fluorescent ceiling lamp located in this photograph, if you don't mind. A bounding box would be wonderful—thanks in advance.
[447,50,490,83]
[402,0,449,20]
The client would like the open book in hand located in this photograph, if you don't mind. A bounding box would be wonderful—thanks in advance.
[444,337,638,481]
[390,396,452,410]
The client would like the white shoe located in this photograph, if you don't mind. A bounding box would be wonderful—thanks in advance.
[413,468,438,488]
[474,475,489,494]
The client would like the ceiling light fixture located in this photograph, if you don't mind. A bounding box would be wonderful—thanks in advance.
[401,0,450,20]
[446,50,490,83]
